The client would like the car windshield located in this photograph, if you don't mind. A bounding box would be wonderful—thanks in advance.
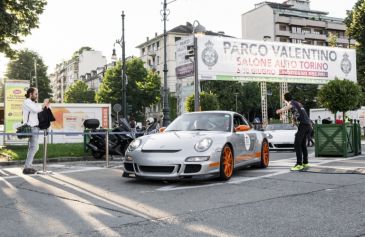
[265,124,297,131]
[165,113,232,132]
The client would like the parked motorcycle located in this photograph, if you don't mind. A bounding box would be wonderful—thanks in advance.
[144,117,160,135]
[84,118,135,159]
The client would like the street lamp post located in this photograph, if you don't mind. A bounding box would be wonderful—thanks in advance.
[34,58,38,89]
[191,20,205,111]
[161,0,177,126]
[113,11,127,119]
[234,92,239,112]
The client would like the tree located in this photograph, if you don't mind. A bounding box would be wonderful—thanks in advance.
[345,0,365,103]
[185,91,219,112]
[201,81,261,121]
[95,58,161,119]
[64,80,95,103]
[5,49,52,101]
[318,79,362,120]
[288,84,319,112]
[0,0,47,58]
[328,32,338,47]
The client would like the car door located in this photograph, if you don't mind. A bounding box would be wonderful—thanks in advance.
[232,114,257,165]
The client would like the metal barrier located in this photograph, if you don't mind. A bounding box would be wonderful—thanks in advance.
[1,130,143,173]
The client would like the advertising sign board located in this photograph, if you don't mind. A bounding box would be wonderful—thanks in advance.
[198,36,357,84]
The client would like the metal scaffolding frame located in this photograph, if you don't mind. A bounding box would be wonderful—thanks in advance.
[260,82,268,126]
[279,82,289,123]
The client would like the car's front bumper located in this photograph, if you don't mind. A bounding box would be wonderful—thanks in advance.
[268,141,295,150]
[123,150,222,180]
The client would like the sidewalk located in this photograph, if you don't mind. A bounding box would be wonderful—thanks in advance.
[302,155,365,175]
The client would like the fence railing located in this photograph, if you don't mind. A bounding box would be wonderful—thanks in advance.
[1,130,143,174]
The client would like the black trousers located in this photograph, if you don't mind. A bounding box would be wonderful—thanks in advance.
[294,124,311,165]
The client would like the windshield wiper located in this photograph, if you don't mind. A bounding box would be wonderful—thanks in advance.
[167,129,181,131]
[191,129,210,131]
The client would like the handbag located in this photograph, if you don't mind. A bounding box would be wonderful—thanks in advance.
[16,112,32,139]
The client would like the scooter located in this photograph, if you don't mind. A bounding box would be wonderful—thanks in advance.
[84,119,134,159]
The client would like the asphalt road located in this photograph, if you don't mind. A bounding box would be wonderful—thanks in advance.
[1,148,365,237]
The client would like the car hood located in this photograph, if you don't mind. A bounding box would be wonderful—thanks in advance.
[141,131,227,151]
[266,130,296,142]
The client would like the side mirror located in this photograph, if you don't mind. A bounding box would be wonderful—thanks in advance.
[235,125,251,132]
[159,127,166,133]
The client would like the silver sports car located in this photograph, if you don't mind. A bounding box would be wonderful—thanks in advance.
[123,111,269,181]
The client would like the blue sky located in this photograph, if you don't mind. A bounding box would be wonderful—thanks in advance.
[0,0,358,76]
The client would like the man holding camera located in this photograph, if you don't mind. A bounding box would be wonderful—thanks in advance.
[22,87,49,174]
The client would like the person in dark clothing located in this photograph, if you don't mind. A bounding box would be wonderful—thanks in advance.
[276,92,312,171]
[307,121,315,147]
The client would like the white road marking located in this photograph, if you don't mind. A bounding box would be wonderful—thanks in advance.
[156,153,364,192]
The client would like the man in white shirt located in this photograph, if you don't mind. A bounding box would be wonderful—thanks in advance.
[22,88,49,174]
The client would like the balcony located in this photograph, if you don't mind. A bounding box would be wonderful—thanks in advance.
[305,19,326,28]
[276,15,290,24]
[304,33,327,40]
[327,23,346,31]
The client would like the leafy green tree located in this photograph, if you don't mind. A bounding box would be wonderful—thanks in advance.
[345,0,365,103]
[328,32,338,47]
[96,58,161,118]
[5,49,52,101]
[318,79,362,120]
[185,91,219,112]
[201,81,262,121]
[0,0,47,58]
[95,61,123,106]
[64,80,95,103]
[288,84,319,112]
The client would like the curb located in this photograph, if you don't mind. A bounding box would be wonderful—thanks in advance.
[0,156,95,166]
[303,166,365,175]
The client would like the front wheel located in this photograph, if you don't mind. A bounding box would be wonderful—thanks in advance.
[219,144,234,181]
[259,140,270,168]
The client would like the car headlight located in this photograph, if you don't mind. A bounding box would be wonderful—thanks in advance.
[265,133,273,139]
[185,156,210,162]
[128,139,142,152]
[194,138,213,152]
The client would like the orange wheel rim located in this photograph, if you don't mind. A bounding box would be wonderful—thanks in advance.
[223,146,233,177]
[263,142,269,166]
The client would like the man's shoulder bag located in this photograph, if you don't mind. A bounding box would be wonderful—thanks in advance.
[16,112,32,139]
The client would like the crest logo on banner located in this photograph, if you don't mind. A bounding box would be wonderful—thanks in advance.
[341,53,352,76]
[202,40,218,69]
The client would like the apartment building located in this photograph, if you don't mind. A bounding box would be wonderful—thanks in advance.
[136,22,231,116]
[51,50,107,102]
[242,0,355,47]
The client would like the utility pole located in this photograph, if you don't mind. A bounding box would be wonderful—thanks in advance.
[121,11,127,119]
[34,58,38,89]
[161,0,177,126]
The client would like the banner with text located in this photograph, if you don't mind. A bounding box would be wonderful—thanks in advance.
[175,36,194,79]
[197,35,357,84]
[4,80,29,134]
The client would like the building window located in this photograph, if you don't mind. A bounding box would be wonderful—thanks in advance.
[313,29,323,35]
[175,37,181,42]
[157,41,160,49]
[291,26,302,34]
[142,48,146,56]
[279,37,288,42]
[279,24,287,31]
[292,39,302,44]
[157,56,160,65]
[302,28,311,34]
